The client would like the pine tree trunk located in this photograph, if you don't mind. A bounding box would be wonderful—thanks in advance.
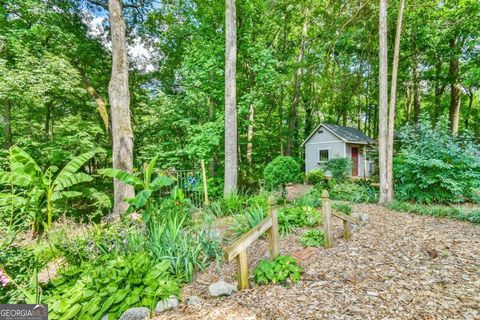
[378,0,389,205]
[448,38,461,135]
[108,0,135,216]
[224,0,238,196]
[3,99,12,149]
[386,0,405,202]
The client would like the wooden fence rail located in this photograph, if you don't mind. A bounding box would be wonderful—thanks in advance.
[224,195,280,290]
[322,190,359,248]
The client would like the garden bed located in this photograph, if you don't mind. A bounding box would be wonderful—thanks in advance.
[153,204,480,319]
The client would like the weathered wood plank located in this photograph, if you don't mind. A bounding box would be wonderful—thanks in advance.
[237,249,248,290]
[332,211,359,224]
[322,190,333,249]
[200,159,209,205]
[343,219,352,239]
[268,195,279,259]
[225,217,273,262]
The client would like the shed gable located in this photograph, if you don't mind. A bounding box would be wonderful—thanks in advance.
[305,126,342,144]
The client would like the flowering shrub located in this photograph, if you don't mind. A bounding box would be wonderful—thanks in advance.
[0,268,10,287]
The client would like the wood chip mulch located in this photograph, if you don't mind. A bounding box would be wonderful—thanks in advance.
[154,204,480,320]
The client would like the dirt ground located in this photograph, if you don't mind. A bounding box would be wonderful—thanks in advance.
[154,204,480,320]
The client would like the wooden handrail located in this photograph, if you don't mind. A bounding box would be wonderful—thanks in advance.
[224,195,280,290]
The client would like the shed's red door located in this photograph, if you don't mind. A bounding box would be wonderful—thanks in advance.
[351,147,359,176]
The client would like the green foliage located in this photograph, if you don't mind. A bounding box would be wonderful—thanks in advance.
[278,205,320,235]
[144,213,222,282]
[99,156,174,222]
[387,200,480,225]
[263,157,301,191]
[0,147,94,232]
[332,203,352,215]
[292,189,323,208]
[306,169,325,185]
[44,253,180,319]
[394,117,480,203]
[299,229,325,247]
[328,182,378,203]
[324,158,352,181]
[253,255,303,285]
[229,206,267,238]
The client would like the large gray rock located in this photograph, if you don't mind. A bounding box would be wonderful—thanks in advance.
[187,295,203,306]
[209,280,237,297]
[351,213,369,232]
[155,296,179,314]
[119,307,150,320]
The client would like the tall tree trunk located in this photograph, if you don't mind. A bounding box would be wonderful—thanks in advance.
[378,0,389,205]
[108,0,135,216]
[386,0,405,201]
[448,38,461,135]
[412,54,420,124]
[3,99,12,148]
[465,87,473,129]
[224,0,238,196]
[286,17,308,156]
[246,104,254,165]
[433,60,445,122]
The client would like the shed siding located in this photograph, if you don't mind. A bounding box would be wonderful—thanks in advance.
[306,126,340,144]
[305,141,345,173]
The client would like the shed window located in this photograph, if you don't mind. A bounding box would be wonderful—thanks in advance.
[318,149,329,163]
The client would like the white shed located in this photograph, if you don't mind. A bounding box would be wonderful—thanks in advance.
[301,123,375,178]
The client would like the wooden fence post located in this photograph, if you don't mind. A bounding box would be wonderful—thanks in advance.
[268,195,279,259]
[237,249,249,290]
[200,160,209,205]
[322,190,333,248]
[343,220,352,239]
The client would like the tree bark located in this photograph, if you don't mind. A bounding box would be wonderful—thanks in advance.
[465,87,473,129]
[224,0,238,196]
[108,0,135,216]
[246,104,254,165]
[45,102,51,141]
[286,18,308,156]
[386,0,405,202]
[433,60,446,122]
[448,38,461,135]
[412,53,420,124]
[378,0,389,205]
[3,99,12,149]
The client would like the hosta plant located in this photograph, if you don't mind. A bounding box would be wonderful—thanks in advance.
[299,229,325,247]
[253,255,303,285]
[45,253,180,320]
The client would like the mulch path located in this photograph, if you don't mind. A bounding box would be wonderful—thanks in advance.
[154,204,480,320]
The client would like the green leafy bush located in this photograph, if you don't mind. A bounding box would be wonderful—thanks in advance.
[263,156,301,191]
[299,229,324,247]
[219,193,245,215]
[394,117,480,203]
[324,158,352,181]
[329,182,378,203]
[253,255,303,285]
[332,203,352,215]
[278,205,320,234]
[45,253,180,319]
[292,189,322,208]
[306,169,324,185]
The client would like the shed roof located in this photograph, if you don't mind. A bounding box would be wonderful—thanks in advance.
[302,123,374,146]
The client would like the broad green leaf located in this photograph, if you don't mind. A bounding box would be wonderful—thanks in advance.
[126,189,152,209]
[98,168,143,187]
[54,173,93,191]
[144,155,159,186]
[56,151,95,182]
[150,175,174,190]
[61,303,82,320]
